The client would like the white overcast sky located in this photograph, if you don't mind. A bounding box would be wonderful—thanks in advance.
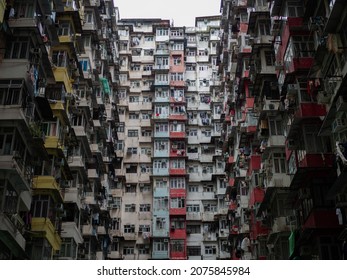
[115,0,221,27]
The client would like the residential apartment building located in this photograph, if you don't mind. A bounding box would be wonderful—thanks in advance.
[0,0,120,260]
[219,0,347,260]
[112,16,228,260]
[1,0,346,261]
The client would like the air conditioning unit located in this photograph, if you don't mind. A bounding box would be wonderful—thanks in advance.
[163,239,169,242]
[146,150,152,155]
[172,145,178,150]
[222,241,228,245]
[332,117,347,133]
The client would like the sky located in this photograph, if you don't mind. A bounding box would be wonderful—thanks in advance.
[115,0,221,27]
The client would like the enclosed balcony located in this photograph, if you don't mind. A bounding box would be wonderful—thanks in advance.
[31,217,62,251]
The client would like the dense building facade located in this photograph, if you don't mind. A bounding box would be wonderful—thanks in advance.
[1,0,347,261]
[0,0,120,260]
[219,0,347,260]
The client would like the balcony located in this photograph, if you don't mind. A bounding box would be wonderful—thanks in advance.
[53,67,73,94]
[0,213,26,257]
[31,217,62,251]
[170,228,186,239]
[63,187,82,208]
[154,149,169,157]
[249,187,265,208]
[7,16,39,29]
[153,168,169,176]
[186,212,202,221]
[32,176,63,202]
[303,208,341,229]
[61,222,83,245]
[152,249,169,259]
[169,168,186,176]
[247,155,261,176]
[169,131,186,138]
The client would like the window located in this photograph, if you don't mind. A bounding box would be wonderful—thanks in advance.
[258,22,270,36]
[155,179,168,188]
[203,185,214,192]
[170,73,184,81]
[198,49,208,56]
[156,28,169,36]
[85,11,94,23]
[79,59,90,72]
[125,184,136,193]
[0,79,26,106]
[144,36,154,41]
[188,246,201,256]
[115,141,124,151]
[138,245,150,254]
[273,153,287,173]
[59,238,76,258]
[156,57,169,66]
[130,81,141,88]
[123,246,134,255]
[269,118,283,135]
[141,130,152,137]
[155,217,167,230]
[117,123,125,132]
[264,51,275,66]
[204,246,217,255]
[292,36,315,58]
[187,50,196,56]
[188,129,198,136]
[124,204,136,212]
[129,95,139,102]
[171,218,185,229]
[128,130,138,137]
[173,55,182,65]
[129,113,139,120]
[170,197,185,208]
[186,64,196,71]
[142,112,151,119]
[287,1,304,17]
[154,197,168,210]
[171,240,184,252]
[130,64,141,71]
[125,164,137,173]
[139,204,151,212]
[31,195,52,217]
[58,21,71,36]
[172,43,184,50]
[203,203,217,212]
[141,147,152,155]
[187,204,200,212]
[188,185,199,192]
[155,123,169,132]
[127,147,137,155]
[153,240,168,251]
[170,177,186,189]
[144,49,154,56]
[186,224,201,234]
[170,123,184,132]
[188,165,198,173]
[5,36,30,59]
[170,159,185,169]
[153,159,168,169]
[199,64,209,71]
